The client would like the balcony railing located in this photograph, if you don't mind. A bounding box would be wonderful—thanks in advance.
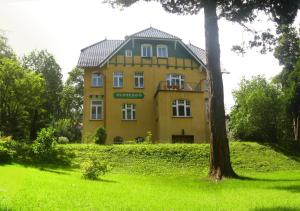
[156,81,202,93]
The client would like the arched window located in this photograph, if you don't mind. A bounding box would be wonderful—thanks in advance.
[172,100,191,117]
[166,74,184,89]
[91,73,103,87]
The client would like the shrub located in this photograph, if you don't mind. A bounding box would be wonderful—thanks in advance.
[32,127,57,162]
[58,136,69,144]
[144,131,153,144]
[113,136,123,144]
[0,145,11,163]
[53,119,81,142]
[94,127,107,145]
[135,137,145,143]
[81,157,111,180]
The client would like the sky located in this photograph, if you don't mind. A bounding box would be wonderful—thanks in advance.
[0,0,298,112]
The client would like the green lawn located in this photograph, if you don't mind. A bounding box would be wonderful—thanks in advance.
[1,142,300,210]
[0,164,300,211]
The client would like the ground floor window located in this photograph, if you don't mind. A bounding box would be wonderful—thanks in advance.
[122,104,136,120]
[90,100,103,120]
[172,135,194,143]
[172,99,191,117]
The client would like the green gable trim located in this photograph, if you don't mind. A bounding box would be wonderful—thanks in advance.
[117,39,198,63]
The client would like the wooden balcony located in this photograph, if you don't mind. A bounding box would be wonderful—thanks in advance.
[108,55,200,70]
[155,81,205,97]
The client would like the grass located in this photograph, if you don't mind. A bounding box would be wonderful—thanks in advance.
[0,142,300,210]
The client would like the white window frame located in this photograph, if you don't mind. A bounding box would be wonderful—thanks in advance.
[157,45,168,58]
[166,74,185,89]
[141,44,152,57]
[125,50,132,57]
[113,72,123,88]
[134,72,144,88]
[91,72,103,87]
[90,100,103,120]
[172,99,191,117]
[122,104,136,120]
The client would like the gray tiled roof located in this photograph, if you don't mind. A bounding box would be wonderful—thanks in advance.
[186,43,207,65]
[77,28,207,68]
[129,27,180,40]
[77,39,124,67]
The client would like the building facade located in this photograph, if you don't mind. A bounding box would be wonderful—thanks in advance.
[78,27,209,144]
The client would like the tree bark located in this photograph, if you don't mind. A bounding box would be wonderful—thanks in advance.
[293,116,299,141]
[204,0,237,180]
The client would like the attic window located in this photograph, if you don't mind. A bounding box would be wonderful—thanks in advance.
[141,44,152,57]
[157,45,168,58]
[125,50,132,57]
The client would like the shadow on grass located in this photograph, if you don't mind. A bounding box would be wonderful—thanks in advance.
[0,205,12,211]
[39,168,69,175]
[270,185,300,193]
[83,178,117,183]
[235,175,300,182]
[252,207,300,211]
[260,142,300,163]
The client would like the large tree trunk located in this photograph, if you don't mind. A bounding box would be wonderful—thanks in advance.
[204,0,237,180]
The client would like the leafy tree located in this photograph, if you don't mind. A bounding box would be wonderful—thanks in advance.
[22,50,63,122]
[0,33,16,60]
[105,0,299,179]
[61,67,84,121]
[0,58,45,140]
[230,76,285,142]
[274,26,300,88]
[283,59,300,141]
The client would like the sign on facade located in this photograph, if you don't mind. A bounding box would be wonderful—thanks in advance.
[113,92,144,99]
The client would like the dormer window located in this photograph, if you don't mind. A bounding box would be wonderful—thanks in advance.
[141,44,152,57]
[125,50,132,57]
[157,45,168,58]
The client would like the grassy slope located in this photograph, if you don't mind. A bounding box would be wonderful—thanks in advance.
[61,142,300,175]
[0,142,300,211]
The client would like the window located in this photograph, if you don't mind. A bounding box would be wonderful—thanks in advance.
[134,72,144,88]
[113,72,123,88]
[125,50,132,57]
[172,100,191,117]
[92,73,103,87]
[166,74,184,89]
[122,104,136,120]
[157,45,168,58]
[90,100,103,120]
[141,44,152,57]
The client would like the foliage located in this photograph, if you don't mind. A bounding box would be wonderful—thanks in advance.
[22,50,63,122]
[81,157,111,180]
[61,67,84,121]
[32,127,57,162]
[0,33,16,60]
[94,127,107,145]
[0,57,45,140]
[58,136,69,144]
[230,76,285,141]
[53,119,81,142]
[144,131,153,144]
[0,145,12,163]
[113,136,123,144]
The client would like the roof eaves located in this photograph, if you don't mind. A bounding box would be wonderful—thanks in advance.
[179,41,207,70]
[98,39,130,68]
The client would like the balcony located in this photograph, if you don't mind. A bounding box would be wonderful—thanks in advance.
[155,81,204,96]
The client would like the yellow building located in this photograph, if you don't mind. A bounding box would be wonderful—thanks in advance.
[78,27,209,144]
